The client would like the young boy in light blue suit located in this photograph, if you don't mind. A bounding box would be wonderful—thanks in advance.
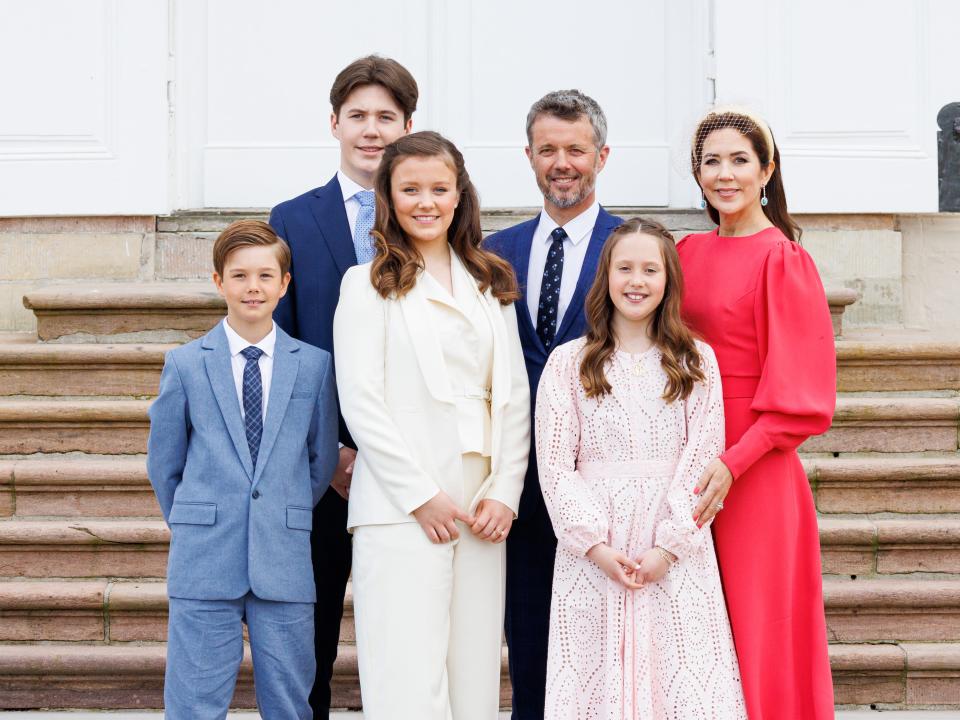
[148,219,338,719]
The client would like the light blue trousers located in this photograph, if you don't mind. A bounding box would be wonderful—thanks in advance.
[165,593,315,720]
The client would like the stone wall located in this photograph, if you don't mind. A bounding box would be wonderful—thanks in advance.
[0,217,156,332]
[1,211,958,336]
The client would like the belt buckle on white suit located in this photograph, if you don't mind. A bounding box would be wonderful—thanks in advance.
[454,385,493,514]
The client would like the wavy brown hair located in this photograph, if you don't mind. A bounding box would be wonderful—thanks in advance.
[368,131,519,304]
[691,109,802,242]
[580,218,705,402]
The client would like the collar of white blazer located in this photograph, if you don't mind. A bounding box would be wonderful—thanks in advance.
[398,251,511,414]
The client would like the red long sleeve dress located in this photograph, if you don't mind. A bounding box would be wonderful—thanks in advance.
[678,227,836,720]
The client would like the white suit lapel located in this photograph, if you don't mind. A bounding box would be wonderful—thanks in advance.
[398,272,454,405]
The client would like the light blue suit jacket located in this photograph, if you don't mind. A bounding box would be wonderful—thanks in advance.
[147,321,338,603]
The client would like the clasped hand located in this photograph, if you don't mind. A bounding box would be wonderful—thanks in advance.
[586,544,674,589]
[413,491,513,545]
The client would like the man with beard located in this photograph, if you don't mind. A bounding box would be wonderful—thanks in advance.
[484,89,621,720]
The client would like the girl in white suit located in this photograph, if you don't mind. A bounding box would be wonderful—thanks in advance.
[333,131,530,720]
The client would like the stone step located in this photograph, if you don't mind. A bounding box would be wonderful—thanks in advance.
[803,397,960,454]
[0,520,168,579]
[20,279,859,344]
[5,576,959,646]
[22,283,224,343]
[3,512,958,580]
[830,643,960,708]
[0,342,169,397]
[805,456,960,514]
[4,453,957,521]
[0,580,354,644]
[836,335,960,392]
[0,644,359,711]
[0,400,150,454]
[0,641,955,710]
[823,576,960,643]
[820,515,960,575]
[2,396,952,459]
[0,457,158,518]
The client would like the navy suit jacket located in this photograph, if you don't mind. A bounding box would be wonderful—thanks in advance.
[270,175,357,448]
[484,207,623,529]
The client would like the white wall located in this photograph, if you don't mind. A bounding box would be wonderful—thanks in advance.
[1,0,957,216]
[181,0,708,210]
[0,0,169,215]
[714,0,958,213]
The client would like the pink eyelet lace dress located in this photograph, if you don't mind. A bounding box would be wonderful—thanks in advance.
[535,338,747,720]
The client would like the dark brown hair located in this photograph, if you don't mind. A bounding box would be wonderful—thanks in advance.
[369,131,519,304]
[330,55,419,123]
[213,219,291,276]
[691,110,802,242]
[579,218,705,402]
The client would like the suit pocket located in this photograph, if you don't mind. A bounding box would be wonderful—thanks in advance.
[169,502,217,525]
[286,505,313,531]
[290,391,313,400]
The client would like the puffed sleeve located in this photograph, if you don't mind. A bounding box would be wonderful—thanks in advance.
[720,241,836,479]
[655,342,725,560]
[535,344,609,556]
[334,267,439,514]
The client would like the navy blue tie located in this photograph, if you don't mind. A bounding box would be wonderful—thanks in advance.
[537,227,567,350]
[240,346,264,468]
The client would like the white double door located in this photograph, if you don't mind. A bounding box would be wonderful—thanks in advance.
[0,0,953,215]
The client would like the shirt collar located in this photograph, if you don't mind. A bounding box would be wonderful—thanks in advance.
[536,201,601,246]
[222,318,277,358]
[337,169,371,203]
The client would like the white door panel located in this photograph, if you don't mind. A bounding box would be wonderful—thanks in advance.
[0,0,168,216]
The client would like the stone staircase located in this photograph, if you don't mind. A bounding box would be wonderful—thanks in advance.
[1,245,959,710]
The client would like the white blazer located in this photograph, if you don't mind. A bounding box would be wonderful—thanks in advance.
[333,252,531,529]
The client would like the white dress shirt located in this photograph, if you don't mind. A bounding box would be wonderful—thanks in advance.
[338,169,372,236]
[222,319,276,422]
[525,201,601,326]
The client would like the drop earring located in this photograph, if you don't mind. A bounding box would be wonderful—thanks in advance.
[760,184,769,207]
[699,193,707,210]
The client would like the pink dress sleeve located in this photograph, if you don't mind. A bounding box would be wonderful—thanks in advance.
[720,241,837,479]
[655,342,726,560]
[535,346,609,557]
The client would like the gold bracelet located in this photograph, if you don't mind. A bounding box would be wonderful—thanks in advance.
[655,546,676,565]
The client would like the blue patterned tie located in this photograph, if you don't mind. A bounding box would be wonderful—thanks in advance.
[537,227,567,350]
[353,190,376,263]
[241,346,264,468]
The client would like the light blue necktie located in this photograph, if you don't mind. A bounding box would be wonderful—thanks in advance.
[241,346,263,469]
[353,190,376,263]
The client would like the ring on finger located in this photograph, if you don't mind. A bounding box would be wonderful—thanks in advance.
[715,501,724,511]
[496,528,505,537]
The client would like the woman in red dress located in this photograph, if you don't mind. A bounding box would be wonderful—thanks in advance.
[677,107,836,719]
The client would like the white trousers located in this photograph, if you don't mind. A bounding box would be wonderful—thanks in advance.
[352,453,505,720]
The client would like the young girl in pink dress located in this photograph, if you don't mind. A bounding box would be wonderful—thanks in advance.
[536,217,747,719]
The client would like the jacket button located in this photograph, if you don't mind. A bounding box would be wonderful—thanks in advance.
[252,490,260,499]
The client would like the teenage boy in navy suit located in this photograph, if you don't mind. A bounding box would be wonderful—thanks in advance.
[484,89,622,720]
[268,55,418,719]
[148,220,339,719]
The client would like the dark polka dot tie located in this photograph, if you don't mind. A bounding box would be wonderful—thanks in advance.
[536,227,567,350]
[241,346,264,468]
